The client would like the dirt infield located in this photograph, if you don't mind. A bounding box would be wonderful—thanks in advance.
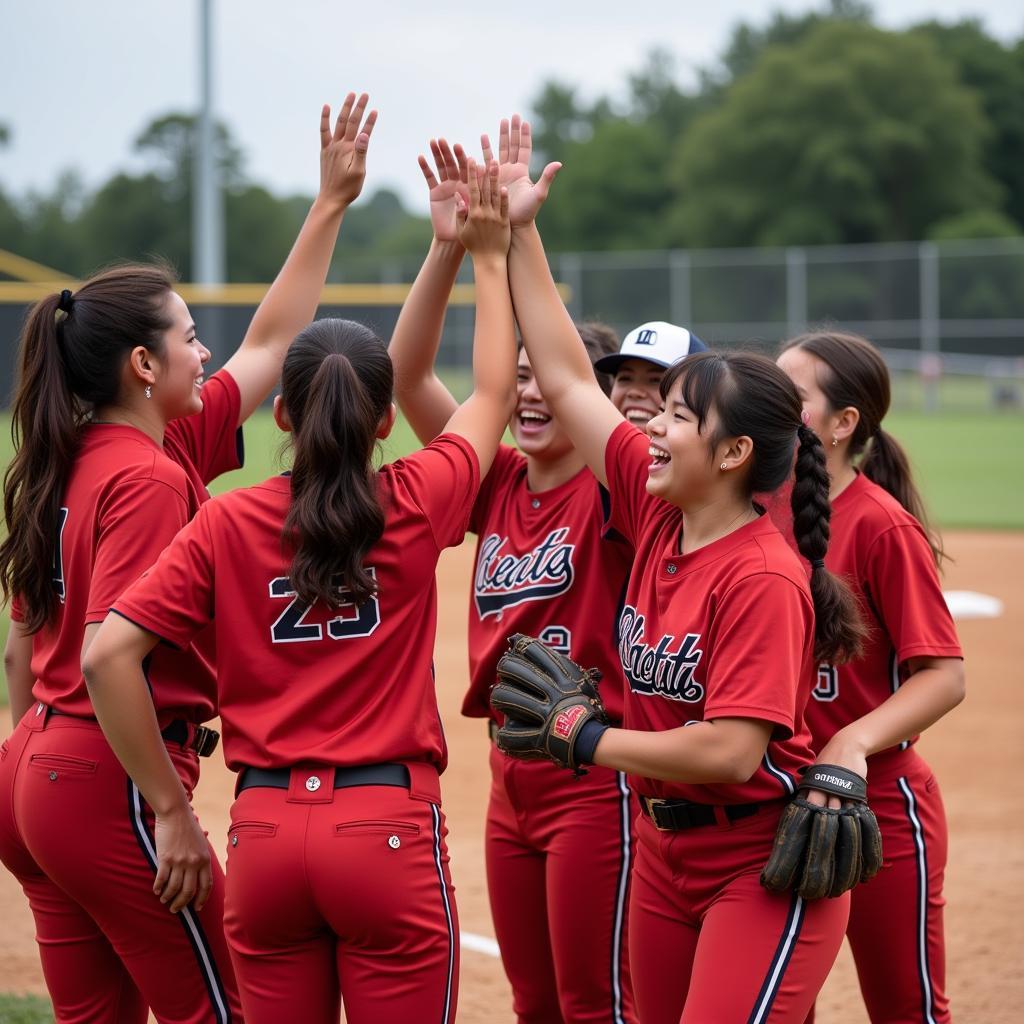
[1,530,1021,1022]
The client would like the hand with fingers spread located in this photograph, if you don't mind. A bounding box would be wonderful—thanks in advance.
[480,113,561,227]
[456,159,511,258]
[153,802,213,914]
[418,138,470,243]
[319,91,378,210]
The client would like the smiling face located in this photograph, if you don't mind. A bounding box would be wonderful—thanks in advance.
[510,347,575,462]
[611,358,666,428]
[644,376,722,506]
[151,291,211,419]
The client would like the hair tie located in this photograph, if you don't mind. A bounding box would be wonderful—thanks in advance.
[57,289,75,315]
[811,558,825,570]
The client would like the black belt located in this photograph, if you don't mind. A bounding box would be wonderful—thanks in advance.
[237,763,410,793]
[160,720,220,758]
[640,795,760,832]
[47,708,219,758]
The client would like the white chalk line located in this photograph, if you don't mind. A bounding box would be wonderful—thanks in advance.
[461,931,501,958]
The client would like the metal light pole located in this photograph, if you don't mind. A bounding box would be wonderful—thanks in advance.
[193,0,224,287]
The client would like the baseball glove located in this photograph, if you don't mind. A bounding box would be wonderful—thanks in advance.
[760,764,884,900]
[489,634,609,773]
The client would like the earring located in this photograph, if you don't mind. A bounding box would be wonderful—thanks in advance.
[720,462,727,470]
[831,436,838,448]
[145,385,152,400]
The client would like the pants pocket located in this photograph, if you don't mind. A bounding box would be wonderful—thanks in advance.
[228,821,277,848]
[28,753,98,779]
[335,819,420,838]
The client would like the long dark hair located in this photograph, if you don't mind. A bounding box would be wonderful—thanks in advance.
[281,319,393,609]
[660,351,867,664]
[782,330,944,566]
[1,264,175,632]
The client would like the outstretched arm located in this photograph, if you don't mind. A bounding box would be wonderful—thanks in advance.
[389,140,467,444]
[496,116,624,485]
[441,160,517,479]
[222,93,377,424]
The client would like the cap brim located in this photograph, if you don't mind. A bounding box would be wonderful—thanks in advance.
[594,353,673,374]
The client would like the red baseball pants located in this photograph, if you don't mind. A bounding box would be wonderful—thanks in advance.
[486,742,637,1023]
[223,763,458,1024]
[805,747,950,1023]
[0,705,241,1024]
[629,802,850,1023]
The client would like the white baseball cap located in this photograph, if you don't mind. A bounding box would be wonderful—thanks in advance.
[594,321,707,374]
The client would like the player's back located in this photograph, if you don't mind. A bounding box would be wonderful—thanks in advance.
[117,434,479,773]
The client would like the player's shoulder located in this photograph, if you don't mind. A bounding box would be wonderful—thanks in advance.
[842,473,919,531]
[81,427,190,498]
[736,518,812,595]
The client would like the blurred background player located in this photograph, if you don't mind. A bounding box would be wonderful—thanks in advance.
[388,132,638,1024]
[0,93,376,1024]
[82,159,516,1024]
[596,320,707,430]
[777,331,965,1024]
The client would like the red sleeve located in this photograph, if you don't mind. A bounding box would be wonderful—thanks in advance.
[399,433,481,550]
[85,476,191,624]
[703,574,814,738]
[865,525,962,663]
[469,444,521,535]
[604,420,664,547]
[164,369,244,485]
[113,509,216,649]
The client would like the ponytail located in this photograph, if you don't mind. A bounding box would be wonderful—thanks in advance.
[281,320,393,609]
[1,296,82,631]
[1,264,175,631]
[792,424,868,665]
[782,330,945,568]
[861,427,945,566]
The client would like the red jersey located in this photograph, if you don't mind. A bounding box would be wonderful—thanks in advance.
[113,434,479,773]
[604,421,816,804]
[804,472,962,757]
[14,371,242,723]
[464,444,633,724]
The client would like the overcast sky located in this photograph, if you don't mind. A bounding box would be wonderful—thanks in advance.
[2,0,1021,214]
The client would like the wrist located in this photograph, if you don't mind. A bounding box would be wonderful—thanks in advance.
[470,252,509,274]
[432,238,466,260]
[312,193,350,219]
[151,790,192,820]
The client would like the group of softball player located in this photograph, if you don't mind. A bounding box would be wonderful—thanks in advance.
[0,94,963,1024]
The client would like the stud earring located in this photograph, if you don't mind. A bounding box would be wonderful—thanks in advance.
[720,462,727,470]
[145,385,152,400]
[831,436,838,448]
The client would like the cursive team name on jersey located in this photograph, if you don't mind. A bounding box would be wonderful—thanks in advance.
[474,528,575,618]
[618,605,704,702]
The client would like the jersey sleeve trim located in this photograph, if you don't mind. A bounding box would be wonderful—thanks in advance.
[896,641,964,662]
[107,607,184,651]
[702,704,795,738]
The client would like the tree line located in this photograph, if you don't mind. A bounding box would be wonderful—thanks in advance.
[2,1,1022,281]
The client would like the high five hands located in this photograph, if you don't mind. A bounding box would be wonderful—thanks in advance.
[319,92,378,210]
[419,114,561,242]
[482,114,561,226]
[456,159,510,258]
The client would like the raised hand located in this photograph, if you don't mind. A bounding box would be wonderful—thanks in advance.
[480,114,560,226]
[418,138,470,243]
[319,92,378,210]
[456,159,510,258]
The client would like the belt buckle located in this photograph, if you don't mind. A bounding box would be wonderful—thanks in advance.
[192,725,220,758]
[643,796,672,832]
